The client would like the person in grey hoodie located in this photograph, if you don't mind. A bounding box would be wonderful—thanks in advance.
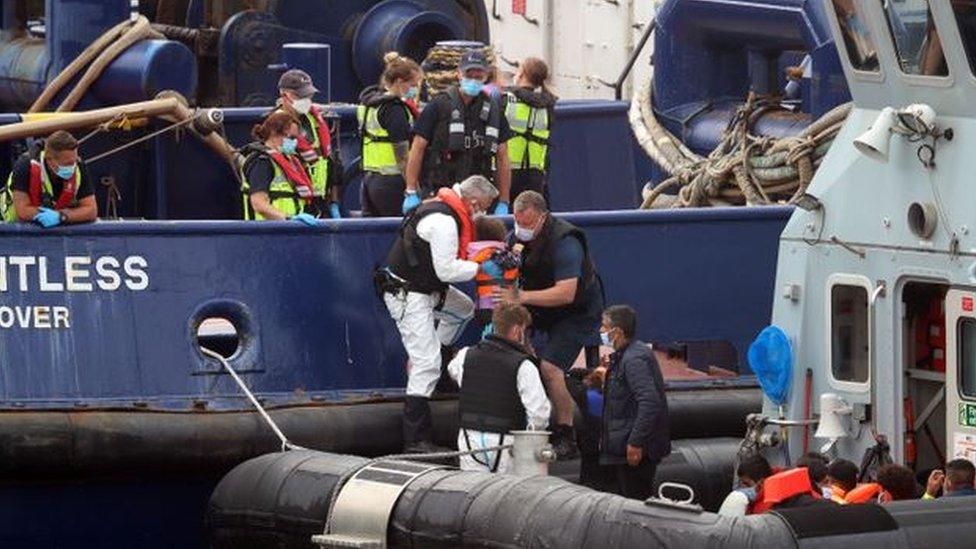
[599,304,670,500]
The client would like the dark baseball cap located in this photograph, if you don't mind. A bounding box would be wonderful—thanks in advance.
[278,69,318,98]
[459,50,489,72]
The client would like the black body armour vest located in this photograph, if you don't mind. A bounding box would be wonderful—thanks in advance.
[385,201,461,293]
[459,335,538,434]
[516,216,601,329]
[422,87,501,190]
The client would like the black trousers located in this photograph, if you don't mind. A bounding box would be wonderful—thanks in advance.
[511,169,547,203]
[614,458,658,500]
[361,173,405,217]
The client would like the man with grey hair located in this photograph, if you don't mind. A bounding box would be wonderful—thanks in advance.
[272,69,340,218]
[379,175,499,452]
[497,190,604,459]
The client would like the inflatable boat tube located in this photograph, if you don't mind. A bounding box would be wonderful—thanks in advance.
[0,388,758,477]
[207,449,976,549]
[666,388,759,439]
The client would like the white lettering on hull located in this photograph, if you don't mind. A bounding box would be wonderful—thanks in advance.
[0,254,150,330]
[0,254,150,294]
[0,306,70,329]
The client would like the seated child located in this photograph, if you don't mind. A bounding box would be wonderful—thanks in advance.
[468,216,521,327]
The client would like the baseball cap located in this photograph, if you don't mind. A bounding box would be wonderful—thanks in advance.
[278,69,318,98]
[459,50,489,73]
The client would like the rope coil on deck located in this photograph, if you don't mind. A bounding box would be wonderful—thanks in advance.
[630,79,852,209]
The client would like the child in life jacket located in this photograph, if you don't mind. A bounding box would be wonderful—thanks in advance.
[468,216,522,328]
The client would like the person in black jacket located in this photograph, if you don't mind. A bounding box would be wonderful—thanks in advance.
[498,190,604,460]
[405,49,512,215]
[599,305,670,500]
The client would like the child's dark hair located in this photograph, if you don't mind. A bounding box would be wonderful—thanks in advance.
[474,216,507,241]
[737,454,773,482]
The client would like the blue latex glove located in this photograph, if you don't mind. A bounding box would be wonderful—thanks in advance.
[493,201,509,216]
[586,389,604,418]
[329,202,342,219]
[33,207,61,228]
[481,259,504,279]
[481,323,493,339]
[290,212,318,226]
[402,191,421,214]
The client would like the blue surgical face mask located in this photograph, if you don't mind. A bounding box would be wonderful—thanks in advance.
[280,137,298,155]
[600,330,612,347]
[403,86,419,100]
[459,77,485,97]
[738,486,758,503]
[56,164,76,180]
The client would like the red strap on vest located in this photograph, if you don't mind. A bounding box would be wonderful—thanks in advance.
[404,99,420,120]
[267,151,315,204]
[293,107,331,161]
[434,187,474,259]
[309,106,332,156]
[29,161,76,209]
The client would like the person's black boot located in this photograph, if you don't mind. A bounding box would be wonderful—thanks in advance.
[434,345,459,393]
[551,424,580,461]
[403,396,434,451]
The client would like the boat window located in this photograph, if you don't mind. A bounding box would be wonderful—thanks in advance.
[831,284,870,384]
[832,0,880,72]
[959,318,976,398]
[951,0,976,76]
[882,0,949,76]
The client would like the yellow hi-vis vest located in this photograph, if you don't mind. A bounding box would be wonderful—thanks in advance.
[357,100,413,176]
[2,151,83,222]
[299,111,330,198]
[241,152,305,220]
[505,93,550,171]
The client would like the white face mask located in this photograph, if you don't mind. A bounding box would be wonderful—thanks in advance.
[514,222,536,242]
[292,97,313,114]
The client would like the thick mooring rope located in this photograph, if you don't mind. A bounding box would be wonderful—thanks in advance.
[631,79,852,209]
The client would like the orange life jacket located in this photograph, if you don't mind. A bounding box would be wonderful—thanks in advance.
[844,483,882,504]
[752,467,821,514]
[828,483,849,504]
[434,187,473,259]
[472,245,519,299]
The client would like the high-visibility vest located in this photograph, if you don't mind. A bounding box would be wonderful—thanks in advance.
[2,151,82,223]
[299,109,331,197]
[505,92,550,171]
[271,104,331,198]
[357,99,414,176]
[241,150,312,220]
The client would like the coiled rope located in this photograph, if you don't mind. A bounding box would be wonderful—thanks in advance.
[630,79,852,209]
